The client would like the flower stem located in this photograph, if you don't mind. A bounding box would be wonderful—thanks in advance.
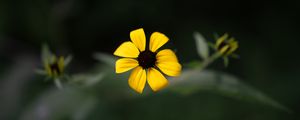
[198,52,221,71]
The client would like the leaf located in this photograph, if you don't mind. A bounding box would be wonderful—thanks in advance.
[35,69,46,75]
[213,32,220,40]
[193,32,209,60]
[20,87,98,120]
[64,55,73,67]
[168,69,291,112]
[70,73,105,87]
[207,42,216,49]
[54,78,63,90]
[93,53,117,67]
[41,44,52,63]
[230,53,240,59]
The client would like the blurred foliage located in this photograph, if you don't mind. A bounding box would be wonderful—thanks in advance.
[94,52,289,112]
[6,52,291,120]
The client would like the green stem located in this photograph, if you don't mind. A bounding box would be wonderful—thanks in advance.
[198,52,221,71]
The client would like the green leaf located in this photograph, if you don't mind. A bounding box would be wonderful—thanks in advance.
[64,55,73,67]
[207,42,216,50]
[168,69,290,112]
[35,69,46,75]
[193,32,209,60]
[230,53,240,59]
[93,53,117,67]
[20,87,98,120]
[54,78,63,90]
[41,44,52,63]
[213,32,220,40]
[70,73,105,87]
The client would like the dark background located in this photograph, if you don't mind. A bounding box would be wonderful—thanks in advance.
[0,0,299,120]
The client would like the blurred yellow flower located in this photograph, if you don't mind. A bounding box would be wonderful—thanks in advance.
[44,55,65,78]
[215,33,238,56]
[114,28,182,94]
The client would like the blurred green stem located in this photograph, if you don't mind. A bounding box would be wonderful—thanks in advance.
[198,53,221,71]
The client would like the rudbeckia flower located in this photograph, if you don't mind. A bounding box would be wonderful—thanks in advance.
[38,46,72,79]
[114,28,182,94]
[215,33,238,56]
[36,45,72,89]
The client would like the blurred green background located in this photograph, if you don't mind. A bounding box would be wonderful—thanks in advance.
[0,0,299,120]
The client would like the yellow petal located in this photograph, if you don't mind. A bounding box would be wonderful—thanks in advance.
[216,33,228,48]
[156,62,181,77]
[128,66,147,94]
[114,41,140,58]
[51,55,57,64]
[149,32,169,52]
[225,41,238,55]
[115,58,138,73]
[156,49,178,63]
[230,41,238,51]
[130,28,146,51]
[45,63,52,77]
[156,49,181,76]
[219,45,230,55]
[228,37,235,43]
[147,68,168,92]
[58,56,64,73]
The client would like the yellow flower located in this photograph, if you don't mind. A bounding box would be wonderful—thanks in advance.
[44,55,65,78]
[215,33,238,56]
[113,28,182,94]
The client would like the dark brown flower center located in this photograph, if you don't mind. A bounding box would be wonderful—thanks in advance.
[217,42,227,51]
[50,62,61,75]
[217,42,231,55]
[138,50,156,69]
